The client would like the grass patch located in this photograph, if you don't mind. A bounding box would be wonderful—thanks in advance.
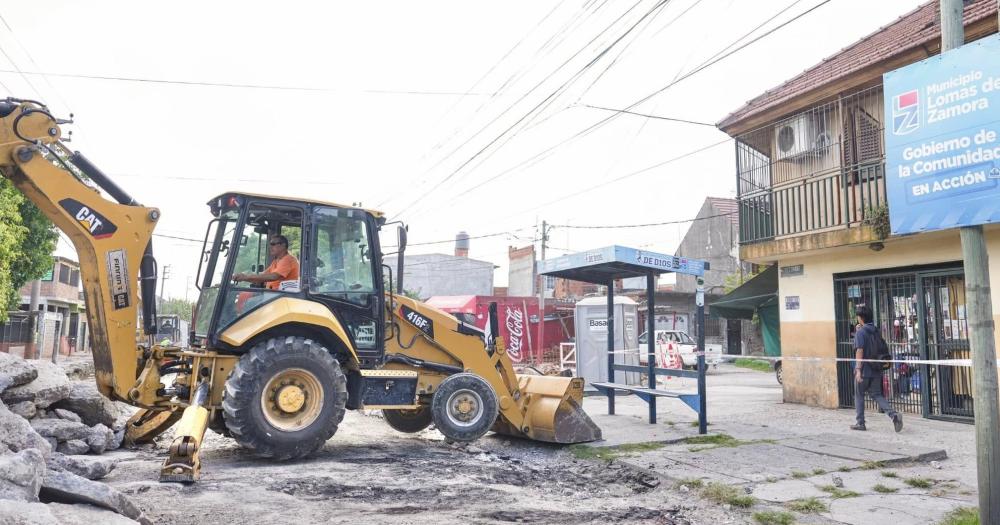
[689,420,712,427]
[674,478,704,489]
[568,442,665,461]
[905,477,934,489]
[702,482,757,508]
[787,497,828,513]
[873,483,898,493]
[753,511,795,525]
[791,471,810,479]
[861,460,886,470]
[734,358,773,373]
[684,433,775,452]
[881,471,898,478]
[939,507,978,525]
[812,468,827,475]
[838,465,852,472]
[820,485,861,498]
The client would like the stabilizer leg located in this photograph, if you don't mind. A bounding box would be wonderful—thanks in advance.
[160,382,210,483]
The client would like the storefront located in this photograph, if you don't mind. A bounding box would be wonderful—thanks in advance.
[834,263,973,422]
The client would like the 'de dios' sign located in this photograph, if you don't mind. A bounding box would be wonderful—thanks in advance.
[884,34,1000,234]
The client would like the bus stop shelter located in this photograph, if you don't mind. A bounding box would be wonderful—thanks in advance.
[540,245,711,433]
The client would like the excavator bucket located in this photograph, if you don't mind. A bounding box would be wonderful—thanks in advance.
[494,374,602,444]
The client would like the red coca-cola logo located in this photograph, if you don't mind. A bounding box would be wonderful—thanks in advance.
[505,306,524,362]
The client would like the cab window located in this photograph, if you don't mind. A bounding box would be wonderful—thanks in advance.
[311,207,374,299]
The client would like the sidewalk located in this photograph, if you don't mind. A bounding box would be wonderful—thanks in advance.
[578,365,977,524]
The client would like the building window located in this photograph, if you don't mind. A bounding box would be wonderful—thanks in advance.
[70,270,80,287]
[58,264,71,285]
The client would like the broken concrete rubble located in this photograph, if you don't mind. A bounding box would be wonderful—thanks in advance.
[56,440,90,456]
[1,360,72,408]
[29,418,93,443]
[9,400,37,419]
[0,448,45,502]
[53,408,82,423]
[86,424,115,454]
[0,352,38,393]
[0,401,52,458]
[40,468,151,525]
[51,381,123,428]
[47,453,117,481]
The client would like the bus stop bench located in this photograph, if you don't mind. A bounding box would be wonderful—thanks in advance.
[590,382,701,413]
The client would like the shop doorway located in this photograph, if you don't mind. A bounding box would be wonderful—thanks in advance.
[834,265,972,422]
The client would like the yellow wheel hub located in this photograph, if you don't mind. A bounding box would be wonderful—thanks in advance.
[261,368,324,432]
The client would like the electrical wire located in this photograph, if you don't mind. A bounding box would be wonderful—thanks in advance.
[0,69,492,96]
[550,211,735,229]
[579,104,715,126]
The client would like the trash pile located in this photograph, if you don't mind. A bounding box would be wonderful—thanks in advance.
[0,352,150,524]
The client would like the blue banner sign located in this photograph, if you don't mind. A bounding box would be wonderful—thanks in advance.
[539,245,706,277]
[884,34,1000,234]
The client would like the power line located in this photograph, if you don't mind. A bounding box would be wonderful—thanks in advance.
[112,173,346,186]
[393,0,674,220]
[579,104,715,126]
[550,211,735,229]
[153,233,203,244]
[426,0,829,211]
[0,69,492,96]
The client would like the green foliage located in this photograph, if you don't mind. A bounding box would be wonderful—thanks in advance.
[787,497,827,513]
[791,471,809,479]
[734,358,773,372]
[938,507,978,525]
[567,442,665,461]
[0,179,57,321]
[820,485,860,498]
[904,477,933,489]
[860,460,886,470]
[674,478,704,489]
[160,298,195,322]
[701,482,756,508]
[812,468,827,475]
[881,471,898,478]
[684,433,774,452]
[863,204,891,239]
[872,483,898,493]
[753,511,794,525]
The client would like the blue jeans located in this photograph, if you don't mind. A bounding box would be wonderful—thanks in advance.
[855,374,897,425]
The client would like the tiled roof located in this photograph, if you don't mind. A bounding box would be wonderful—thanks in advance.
[718,0,998,132]
[706,197,740,228]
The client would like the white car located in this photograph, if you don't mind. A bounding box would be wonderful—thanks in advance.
[638,330,722,369]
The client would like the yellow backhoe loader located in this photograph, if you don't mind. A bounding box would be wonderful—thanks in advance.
[0,98,600,483]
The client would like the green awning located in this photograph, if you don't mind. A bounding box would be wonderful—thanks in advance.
[709,265,778,320]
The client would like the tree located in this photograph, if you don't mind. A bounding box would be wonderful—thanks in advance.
[160,298,196,322]
[0,178,57,320]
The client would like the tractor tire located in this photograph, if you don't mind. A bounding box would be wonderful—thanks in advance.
[775,361,783,385]
[207,411,231,437]
[430,373,498,442]
[222,336,347,460]
[382,406,433,433]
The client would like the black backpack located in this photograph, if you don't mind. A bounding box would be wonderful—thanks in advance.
[873,327,891,371]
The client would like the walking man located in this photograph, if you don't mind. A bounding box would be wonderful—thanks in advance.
[852,305,903,432]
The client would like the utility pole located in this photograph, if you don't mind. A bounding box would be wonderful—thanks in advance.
[27,279,40,359]
[159,264,171,310]
[537,221,548,365]
[942,1,1000,522]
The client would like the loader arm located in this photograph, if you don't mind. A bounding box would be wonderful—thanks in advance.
[0,99,160,402]
[385,295,600,443]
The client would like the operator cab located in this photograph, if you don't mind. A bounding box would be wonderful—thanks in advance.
[192,193,388,365]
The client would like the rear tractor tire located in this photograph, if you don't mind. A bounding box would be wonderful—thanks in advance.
[222,336,348,460]
[382,406,433,433]
[430,373,498,442]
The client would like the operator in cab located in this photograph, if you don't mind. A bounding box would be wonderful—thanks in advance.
[232,234,300,290]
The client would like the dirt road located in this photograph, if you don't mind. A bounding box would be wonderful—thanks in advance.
[102,411,738,525]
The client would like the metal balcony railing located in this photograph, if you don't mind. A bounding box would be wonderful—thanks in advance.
[735,86,888,245]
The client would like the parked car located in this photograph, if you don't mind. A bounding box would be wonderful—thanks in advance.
[637,330,722,369]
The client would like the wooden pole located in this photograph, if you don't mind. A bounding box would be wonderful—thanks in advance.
[942,2,1000,522]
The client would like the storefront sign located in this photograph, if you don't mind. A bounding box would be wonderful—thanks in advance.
[883,35,1000,234]
[780,264,804,277]
[785,296,800,310]
[504,305,526,363]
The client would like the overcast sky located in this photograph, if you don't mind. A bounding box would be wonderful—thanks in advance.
[2,0,926,298]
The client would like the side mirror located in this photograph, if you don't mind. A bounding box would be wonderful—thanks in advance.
[396,225,407,293]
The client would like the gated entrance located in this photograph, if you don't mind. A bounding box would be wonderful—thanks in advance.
[834,264,973,422]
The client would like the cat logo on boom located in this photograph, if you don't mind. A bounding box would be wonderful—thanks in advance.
[58,198,118,239]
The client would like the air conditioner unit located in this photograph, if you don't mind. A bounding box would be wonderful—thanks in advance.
[774,114,828,161]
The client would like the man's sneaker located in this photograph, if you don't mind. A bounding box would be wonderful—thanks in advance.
[850,423,867,431]
[892,414,903,433]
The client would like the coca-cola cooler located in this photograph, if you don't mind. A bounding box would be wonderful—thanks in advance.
[573,295,640,386]
[424,295,567,363]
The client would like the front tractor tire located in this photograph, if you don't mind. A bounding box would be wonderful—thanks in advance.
[222,336,347,460]
[431,373,499,442]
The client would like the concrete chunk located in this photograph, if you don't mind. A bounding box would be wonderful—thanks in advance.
[9,400,37,419]
[53,408,82,423]
[47,452,117,480]
[0,401,52,458]
[48,502,139,525]
[40,469,150,525]
[51,381,124,428]
[0,501,60,525]
[56,439,90,456]
[0,352,38,393]
[0,448,46,501]
[86,424,115,454]
[2,361,71,408]
[29,418,92,442]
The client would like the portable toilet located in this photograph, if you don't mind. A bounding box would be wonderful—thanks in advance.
[573,296,640,386]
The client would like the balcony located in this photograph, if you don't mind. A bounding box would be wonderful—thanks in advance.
[735,86,887,261]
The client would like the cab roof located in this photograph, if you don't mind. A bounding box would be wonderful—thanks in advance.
[208,192,385,219]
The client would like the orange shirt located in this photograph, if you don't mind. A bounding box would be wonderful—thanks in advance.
[266,253,300,290]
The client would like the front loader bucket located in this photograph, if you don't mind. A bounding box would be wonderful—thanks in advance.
[494,375,602,444]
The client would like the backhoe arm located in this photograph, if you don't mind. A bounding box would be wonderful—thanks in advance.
[0,99,160,402]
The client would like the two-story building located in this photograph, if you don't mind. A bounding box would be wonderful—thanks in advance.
[718,0,997,422]
[16,256,90,357]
